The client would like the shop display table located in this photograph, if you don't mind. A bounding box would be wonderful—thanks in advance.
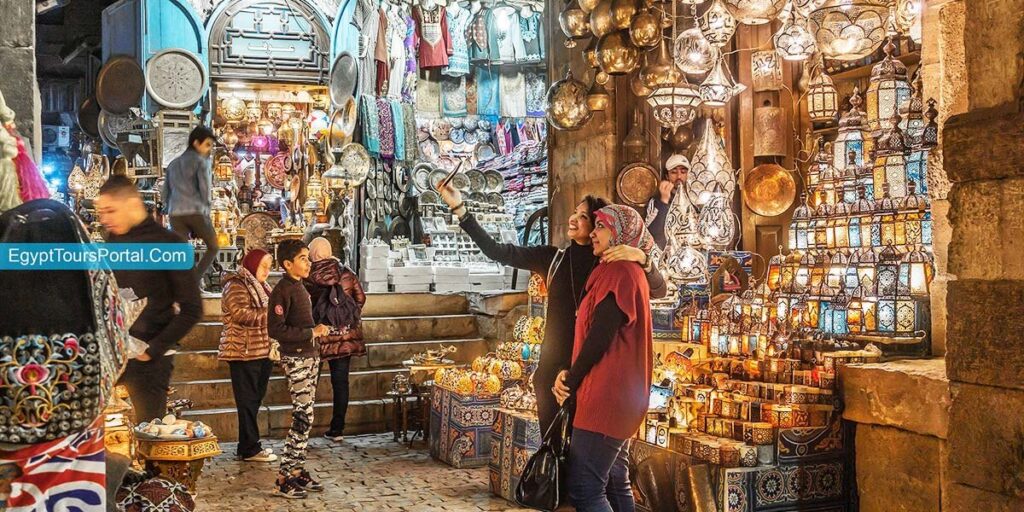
[136,437,222,493]
[386,389,429,446]
[488,408,542,502]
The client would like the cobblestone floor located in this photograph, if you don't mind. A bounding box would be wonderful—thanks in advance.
[194,434,532,511]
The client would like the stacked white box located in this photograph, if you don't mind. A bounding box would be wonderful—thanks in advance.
[470,272,506,291]
[359,243,390,293]
[433,266,471,293]
[389,264,433,292]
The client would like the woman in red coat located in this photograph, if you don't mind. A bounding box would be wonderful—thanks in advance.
[554,204,655,512]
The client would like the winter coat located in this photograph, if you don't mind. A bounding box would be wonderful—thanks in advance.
[218,268,273,361]
[305,258,367,360]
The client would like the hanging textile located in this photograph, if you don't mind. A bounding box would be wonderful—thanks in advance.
[359,95,381,157]
[416,72,442,117]
[475,66,501,117]
[402,103,417,160]
[386,4,408,100]
[487,5,526,64]
[525,71,547,118]
[469,7,490,62]
[375,7,390,96]
[354,0,382,100]
[413,3,452,69]
[499,70,527,118]
[519,8,545,63]
[441,76,468,117]
[0,89,45,204]
[466,74,478,116]
[443,3,473,77]
[377,98,396,159]
[391,100,406,161]
[403,12,418,103]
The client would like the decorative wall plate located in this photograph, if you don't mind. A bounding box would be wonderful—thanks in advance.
[239,212,280,253]
[377,198,388,219]
[451,172,471,192]
[464,130,479,145]
[364,197,377,221]
[365,179,378,199]
[145,49,207,109]
[97,110,132,148]
[419,190,440,205]
[475,143,496,162]
[430,119,453,141]
[468,192,486,204]
[742,163,797,217]
[264,154,289,189]
[419,139,440,162]
[487,192,506,208]
[616,162,660,207]
[466,169,486,192]
[77,97,101,138]
[412,163,433,191]
[338,143,371,178]
[97,56,145,114]
[450,128,466,144]
[394,163,410,193]
[429,169,448,190]
[484,170,504,192]
[329,52,358,108]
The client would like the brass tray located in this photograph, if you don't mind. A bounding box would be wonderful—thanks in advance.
[616,162,660,208]
[742,163,797,217]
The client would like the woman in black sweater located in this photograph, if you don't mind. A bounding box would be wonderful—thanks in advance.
[439,184,667,432]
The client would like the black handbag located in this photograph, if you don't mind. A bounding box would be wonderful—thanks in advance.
[515,403,573,511]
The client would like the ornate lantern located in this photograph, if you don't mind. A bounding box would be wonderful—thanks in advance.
[214,154,234,182]
[687,118,735,206]
[813,201,834,250]
[898,180,927,247]
[808,0,889,61]
[856,246,878,290]
[629,5,662,48]
[723,0,787,25]
[807,63,839,123]
[700,0,738,47]
[697,184,738,248]
[840,156,860,203]
[866,39,912,134]
[793,0,825,16]
[873,115,909,198]
[773,17,816,61]
[789,195,811,250]
[831,198,851,249]
[833,87,874,172]
[827,251,848,289]
[767,252,785,291]
[647,83,703,129]
[809,138,839,206]
[893,0,921,41]
[849,186,874,249]
[560,0,592,46]
[700,55,745,107]
[781,251,802,292]
[597,30,641,75]
[873,184,898,246]
[586,79,612,111]
[919,98,939,150]
[675,24,716,75]
[874,245,903,333]
[899,247,933,298]
[844,248,863,290]
[850,277,878,332]
[810,251,830,289]
[829,286,849,334]
[751,50,783,91]
[794,251,814,291]
[547,70,594,131]
[640,37,683,89]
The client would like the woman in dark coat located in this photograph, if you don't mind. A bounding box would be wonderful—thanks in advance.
[439,184,667,433]
[304,237,366,442]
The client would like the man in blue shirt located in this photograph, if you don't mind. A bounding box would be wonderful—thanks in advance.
[162,126,219,286]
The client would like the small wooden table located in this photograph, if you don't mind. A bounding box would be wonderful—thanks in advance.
[136,437,222,493]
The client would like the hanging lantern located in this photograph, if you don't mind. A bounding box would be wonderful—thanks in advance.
[873,114,909,198]
[547,69,594,131]
[245,100,262,121]
[899,246,933,298]
[609,0,641,30]
[698,184,737,248]
[789,195,811,250]
[806,137,837,201]
[700,55,745,107]
[674,24,716,75]
[833,86,874,171]
[849,186,874,248]
[665,182,702,247]
[584,37,600,68]
[793,0,825,16]
[266,102,283,119]
[665,245,710,285]
[641,36,683,89]
[586,78,612,111]
[831,199,851,249]
[590,0,617,37]
[700,0,738,47]
[214,154,234,182]
[866,39,912,135]
[560,0,592,46]
[892,0,920,37]
[751,50,783,91]
[723,0,787,25]
[780,251,802,292]
[597,30,641,75]
[807,63,839,123]
[629,5,662,48]
[257,116,275,136]
[223,124,240,147]
[897,180,928,247]
[873,184,898,246]
[580,0,600,13]
[623,109,649,162]
[773,17,816,61]
[754,101,786,156]
[767,252,785,291]
[223,96,247,122]
[687,118,735,206]
[808,0,888,61]
[647,83,703,129]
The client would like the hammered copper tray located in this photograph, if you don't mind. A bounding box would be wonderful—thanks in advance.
[616,162,660,207]
[96,55,145,114]
[742,163,797,217]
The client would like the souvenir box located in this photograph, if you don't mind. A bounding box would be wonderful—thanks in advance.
[488,408,542,501]
[720,458,854,512]
[429,385,500,468]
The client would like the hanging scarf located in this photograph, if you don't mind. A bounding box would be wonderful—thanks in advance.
[359,95,381,157]
[377,97,396,159]
[391,100,406,161]
[11,133,49,202]
[402,103,417,160]
[0,125,21,212]
[594,204,656,256]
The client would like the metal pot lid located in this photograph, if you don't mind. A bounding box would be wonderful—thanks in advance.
[412,163,433,191]
[419,190,440,205]
[389,217,411,239]
[365,179,378,199]
[428,168,448,191]
[466,169,486,192]
[98,110,132,148]
[487,192,506,208]
[77,97,101,138]
[145,49,207,110]
[451,172,471,192]
[97,55,145,114]
[394,163,410,193]
[615,162,660,208]
[329,52,358,108]
[484,170,504,193]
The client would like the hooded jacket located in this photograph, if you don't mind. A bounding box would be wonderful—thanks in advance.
[218,269,272,361]
[304,258,366,360]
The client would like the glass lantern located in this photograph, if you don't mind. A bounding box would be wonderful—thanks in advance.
[700,0,739,47]
[698,185,738,248]
[752,50,783,91]
[827,251,849,289]
[647,84,704,129]
[780,251,802,291]
[724,0,788,25]
[847,187,872,248]
[773,16,816,61]
[875,245,901,296]
[829,287,849,334]
[833,87,874,171]
[844,249,862,290]
[214,154,235,182]
[831,199,851,249]
[701,55,746,107]
[856,247,879,291]
[873,112,909,198]
[814,202,833,249]
[795,251,814,291]
[807,64,838,123]
[874,184,899,246]
[688,118,735,206]
[899,247,934,298]
[808,0,889,61]
[767,252,785,291]
[809,252,829,289]
[866,39,912,135]
[846,280,874,333]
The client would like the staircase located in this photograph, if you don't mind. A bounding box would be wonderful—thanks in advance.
[171,292,490,442]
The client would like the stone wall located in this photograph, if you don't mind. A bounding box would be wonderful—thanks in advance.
[0,0,41,161]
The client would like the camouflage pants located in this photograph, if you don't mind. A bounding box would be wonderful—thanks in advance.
[278,355,320,475]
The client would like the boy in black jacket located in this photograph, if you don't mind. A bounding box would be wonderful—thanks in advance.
[267,239,330,499]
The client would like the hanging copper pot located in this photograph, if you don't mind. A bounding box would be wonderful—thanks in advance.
[640,36,681,88]
[587,79,611,111]
[630,73,653,97]
[590,0,616,38]
[597,30,641,76]
[610,0,640,30]
[547,69,594,131]
[584,38,600,69]
[662,124,694,151]
[560,0,592,40]
[629,6,662,48]
[580,0,601,14]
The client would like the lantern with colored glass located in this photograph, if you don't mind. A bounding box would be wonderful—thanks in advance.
[899,247,934,298]
[873,184,899,246]
[767,252,784,291]
[806,281,831,331]
[807,62,838,123]
[780,251,801,291]
[895,180,926,247]
[844,249,863,290]
[830,195,851,249]
[810,251,830,290]
[846,280,869,333]
[678,295,698,342]
[789,195,811,250]
[874,113,909,197]
[214,154,234,182]
[833,87,874,172]
[794,251,814,292]
[810,139,840,206]
[856,247,878,290]
[808,0,888,61]
[866,39,912,135]
[789,293,809,331]
[752,279,770,325]
[700,0,738,47]
[826,251,848,289]
[849,186,874,248]
[829,287,849,334]
[875,246,906,333]
[813,201,833,249]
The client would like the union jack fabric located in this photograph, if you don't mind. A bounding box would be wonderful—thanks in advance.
[0,419,105,512]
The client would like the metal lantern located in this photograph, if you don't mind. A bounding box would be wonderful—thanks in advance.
[874,245,901,332]
[751,50,783,91]
[547,70,594,131]
[647,83,703,129]
[597,30,641,76]
[700,55,745,107]
[833,86,874,172]
[773,17,816,61]
[856,246,878,290]
[245,100,262,121]
[897,180,927,246]
[806,137,837,199]
[767,252,784,291]
[700,0,738,47]
[919,98,939,149]
[899,246,933,298]
[893,0,920,38]
[866,39,912,135]
[687,118,735,206]
[873,184,898,246]
[590,0,617,37]
[849,186,874,248]
[808,0,888,61]
[641,37,683,89]
[723,0,787,25]
[813,201,833,250]
[840,156,860,203]
[846,279,875,332]
[780,251,802,292]
[793,0,825,16]
[675,24,716,75]
[794,250,814,291]
[873,114,909,197]
[629,5,662,48]
[827,251,849,289]
[844,248,863,289]
[698,184,738,248]
[831,199,851,249]
[807,64,838,123]
[560,0,592,46]
[789,195,811,250]
[899,71,925,139]
[829,286,849,334]
[214,154,234,182]
[586,78,611,111]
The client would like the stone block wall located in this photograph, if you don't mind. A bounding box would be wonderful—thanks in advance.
[0,0,41,160]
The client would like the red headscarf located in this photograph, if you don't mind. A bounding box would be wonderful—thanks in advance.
[241,249,269,277]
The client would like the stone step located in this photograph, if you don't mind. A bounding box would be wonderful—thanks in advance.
[170,337,487,381]
[179,314,479,351]
[171,366,409,409]
[202,292,470,321]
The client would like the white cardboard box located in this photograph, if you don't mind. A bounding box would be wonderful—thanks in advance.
[435,283,472,293]
[362,282,389,293]
[433,266,471,277]
[360,256,388,270]
[361,245,389,258]
[389,274,434,285]
[359,268,388,282]
[393,284,431,293]
[389,265,434,277]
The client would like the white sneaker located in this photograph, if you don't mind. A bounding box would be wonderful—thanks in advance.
[323,432,344,442]
[243,448,278,462]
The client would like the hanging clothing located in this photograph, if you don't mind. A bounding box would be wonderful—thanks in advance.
[402,103,417,160]
[469,7,490,62]
[443,4,472,77]
[476,66,500,117]
[487,6,526,64]
[525,71,547,117]
[375,7,390,96]
[466,74,478,116]
[519,9,545,63]
[441,76,468,117]
[499,70,527,118]
[402,12,418,103]
[359,95,381,157]
[413,4,452,69]
[386,5,408,100]
[353,0,381,100]
[416,72,442,117]
[391,100,406,161]
[376,97,396,159]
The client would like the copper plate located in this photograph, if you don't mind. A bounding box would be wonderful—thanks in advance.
[78,97,101,138]
[96,56,145,114]
[742,163,797,217]
[616,162,660,207]
[239,212,281,253]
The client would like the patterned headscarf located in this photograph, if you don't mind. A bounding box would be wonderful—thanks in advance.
[595,204,656,256]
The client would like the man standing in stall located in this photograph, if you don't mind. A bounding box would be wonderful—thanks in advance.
[162,125,220,288]
[645,153,690,249]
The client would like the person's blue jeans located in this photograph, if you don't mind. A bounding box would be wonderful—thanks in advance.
[567,428,635,512]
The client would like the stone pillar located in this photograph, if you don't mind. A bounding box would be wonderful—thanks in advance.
[941,0,1024,509]
[0,0,41,161]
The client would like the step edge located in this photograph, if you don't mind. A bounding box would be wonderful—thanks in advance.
[180,398,398,416]
[175,337,488,356]
[170,366,411,386]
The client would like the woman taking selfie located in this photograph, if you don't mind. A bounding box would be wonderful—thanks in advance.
[553,204,656,512]
[438,184,665,433]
